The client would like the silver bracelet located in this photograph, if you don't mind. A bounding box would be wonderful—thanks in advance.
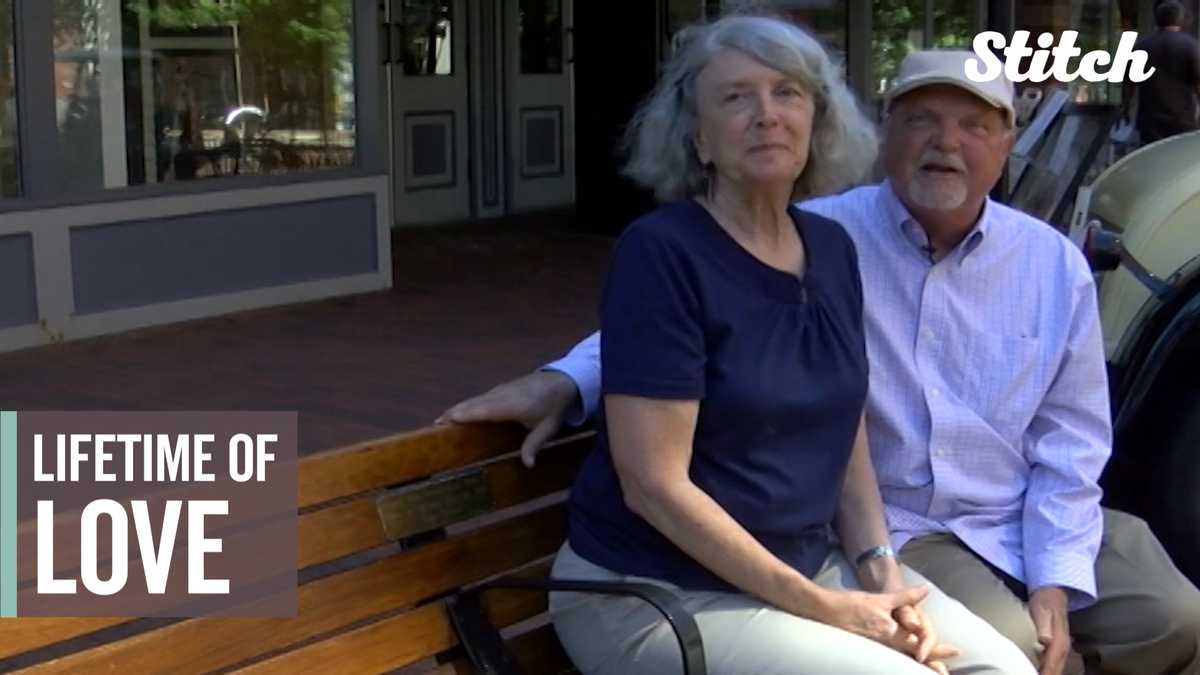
[855,545,896,568]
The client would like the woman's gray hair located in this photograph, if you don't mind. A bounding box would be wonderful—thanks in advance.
[623,15,878,202]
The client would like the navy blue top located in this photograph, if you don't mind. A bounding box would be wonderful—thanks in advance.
[567,198,869,592]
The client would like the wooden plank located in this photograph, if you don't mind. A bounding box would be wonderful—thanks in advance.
[377,439,587,542]
[430,624,576,675]
[510,625,576,675]
[300,439,585,568]
[298,499,385,569]
[15,506,567,674]
[233,577,549,674]
[299,425,593,509]
[298,424,527,508]
[0,618,130,661]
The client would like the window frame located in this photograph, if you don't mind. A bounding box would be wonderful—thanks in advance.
[2,0,384,215]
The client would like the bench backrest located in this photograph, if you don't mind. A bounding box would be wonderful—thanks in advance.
[1,423,593,674]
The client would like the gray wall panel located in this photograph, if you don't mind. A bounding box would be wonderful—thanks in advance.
[0,234,38,328]
[72,195,379,315]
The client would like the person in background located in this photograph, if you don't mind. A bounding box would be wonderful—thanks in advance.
[1127,0,1200,145]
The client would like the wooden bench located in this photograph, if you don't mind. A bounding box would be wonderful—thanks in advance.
[1,423,704,675]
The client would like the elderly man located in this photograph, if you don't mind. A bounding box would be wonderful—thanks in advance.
[439,51,1200,675]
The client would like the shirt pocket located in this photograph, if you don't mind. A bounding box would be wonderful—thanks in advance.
[964,332,1046,437]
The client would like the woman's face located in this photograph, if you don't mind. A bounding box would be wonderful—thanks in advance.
[692,49,816,193]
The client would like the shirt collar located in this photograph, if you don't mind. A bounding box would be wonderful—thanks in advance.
[878,180,992,265]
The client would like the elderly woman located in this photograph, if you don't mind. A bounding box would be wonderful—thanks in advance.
[548,15,1035,675]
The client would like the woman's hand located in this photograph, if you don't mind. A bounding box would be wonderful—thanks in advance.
[894,601,959,674]
[811,586,959,673]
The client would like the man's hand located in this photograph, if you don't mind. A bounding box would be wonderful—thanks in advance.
[1029,586,1071,675]
[436,370,578,467]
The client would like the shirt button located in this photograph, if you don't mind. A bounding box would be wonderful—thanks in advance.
[923,328,935,339]
[931,388,940,397]
[933,448,945,458]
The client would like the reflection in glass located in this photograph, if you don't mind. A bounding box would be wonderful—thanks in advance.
[401,0,453,76]
[51,0,357,192]
[1009,106,1111,229]
[519,0,562,74]
[766,1,847,58]
[664,0,703,58]
[1014,0,1120,104]
[931,0,976,48]
[872,0,924,96]
[0,0,16,197]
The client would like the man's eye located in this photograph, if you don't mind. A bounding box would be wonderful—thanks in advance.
[965,120,991,135]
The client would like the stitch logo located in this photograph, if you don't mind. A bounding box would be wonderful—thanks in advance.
[967,31,1155,83]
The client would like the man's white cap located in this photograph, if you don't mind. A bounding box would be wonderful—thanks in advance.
[884,50,1016,127]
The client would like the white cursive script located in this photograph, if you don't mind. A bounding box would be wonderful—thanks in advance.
[967,31,1155,83]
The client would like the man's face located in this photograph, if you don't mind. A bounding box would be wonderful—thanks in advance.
[883,85,1013,216]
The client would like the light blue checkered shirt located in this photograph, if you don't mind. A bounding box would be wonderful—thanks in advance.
[550,182,1111,609]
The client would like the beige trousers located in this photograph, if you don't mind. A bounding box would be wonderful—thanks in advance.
[549,543,1035,675]
[900,509,1200,675]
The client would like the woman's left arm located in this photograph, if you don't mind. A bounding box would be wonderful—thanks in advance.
[835,414,956,669]
[835,413,905,593]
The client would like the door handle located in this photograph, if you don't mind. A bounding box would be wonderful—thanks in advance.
[381,16,402,66]
[381,21,392,64]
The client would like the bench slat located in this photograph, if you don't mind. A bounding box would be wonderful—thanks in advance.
[299,424,528,508]
[510,624,576,675]
[377,440,587,542]
[0,618,129,661]
[14,506,566,674]
[298,499,385,569]
[431,623,575,675]
[300,438,585,567]
[232,579,548,674]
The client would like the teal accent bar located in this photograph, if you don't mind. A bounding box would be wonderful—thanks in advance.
[1,411,16,617]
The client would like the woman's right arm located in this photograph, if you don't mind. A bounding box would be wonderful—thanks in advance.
[605,393,827,615]
[606,392,933,658]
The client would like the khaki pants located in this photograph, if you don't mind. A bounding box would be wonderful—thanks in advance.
[901,509,1200,675]
[549,542,1035,675]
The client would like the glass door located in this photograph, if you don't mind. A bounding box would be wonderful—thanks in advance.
[388,0,471,225]
[503,0,574,213]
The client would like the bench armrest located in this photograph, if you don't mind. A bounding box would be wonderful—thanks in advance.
[447,576,707,675]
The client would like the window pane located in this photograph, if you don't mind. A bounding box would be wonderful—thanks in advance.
[931,0,976,48]
[1014,0,1120,104]
[664,0,703,61]
[401,0,453,76]
[0,0,16,197]
[519,0,562,74]
[872,0,924,98]
[760,1,847,57]
[52,0,356,192]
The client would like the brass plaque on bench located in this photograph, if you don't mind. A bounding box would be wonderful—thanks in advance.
[377,468,495,541]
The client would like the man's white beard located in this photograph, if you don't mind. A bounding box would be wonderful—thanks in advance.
[907,172,968,211]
